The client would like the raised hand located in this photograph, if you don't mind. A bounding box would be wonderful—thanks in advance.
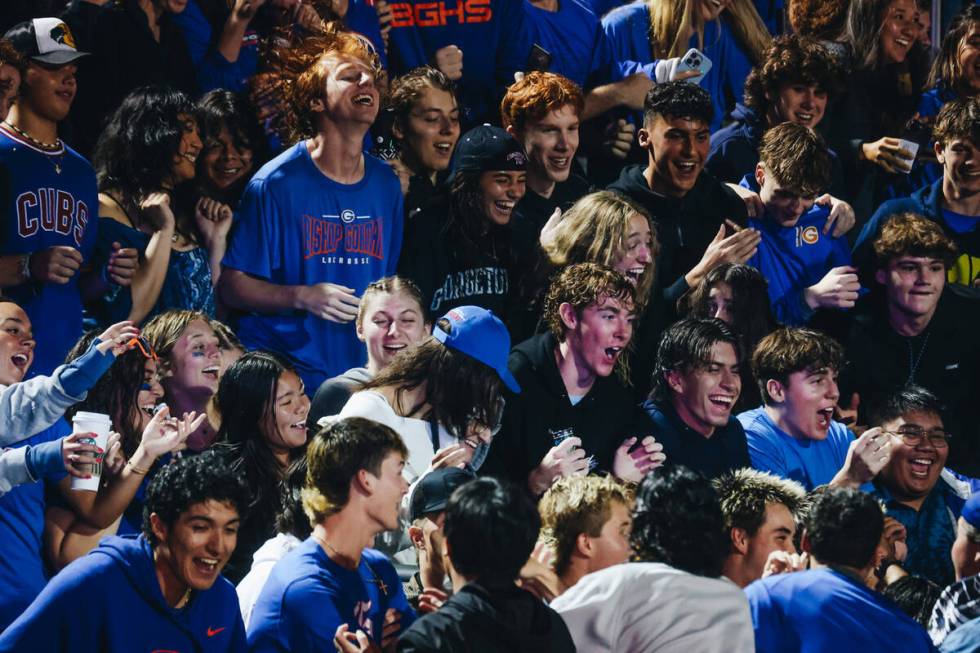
[433,45,463,80]
[107,242,139,286]
[612,435,665,483]
[94,321,140,357]
[831,426,893,489]
[804,266,861,310]
[528,436,589,495]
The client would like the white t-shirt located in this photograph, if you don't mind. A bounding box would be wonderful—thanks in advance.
[551,562,755,653]
[236,533,302,630]
[338,390,454,484]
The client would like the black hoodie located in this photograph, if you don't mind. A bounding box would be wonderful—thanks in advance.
[607,164,747,304]
[480,332,655,488]
[397,582,574,653]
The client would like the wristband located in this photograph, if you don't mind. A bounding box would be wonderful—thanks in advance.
[19,253,31,282]
[126,460,150,475]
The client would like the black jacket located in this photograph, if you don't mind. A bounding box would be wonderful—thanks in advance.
[607,164,747,304]
[398,194,537,333]
[397,582,575,653]
[839,291,980,476]
[516,174,592,233]
[642,399,750,479]
[480,332,655,488]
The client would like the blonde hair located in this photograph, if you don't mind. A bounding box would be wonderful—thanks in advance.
[142,309,214,374]
[647,0,770,63]
[544,191,658,309]
[539,475,634,575]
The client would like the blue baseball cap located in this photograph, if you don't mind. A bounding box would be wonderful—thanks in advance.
[963,493,980,529]
[433,306,521,394]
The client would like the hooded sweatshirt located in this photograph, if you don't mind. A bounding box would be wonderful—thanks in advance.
[480,332,655,487]
[397,581,575,652]
[608,164,747,303]
[0,534,247,652]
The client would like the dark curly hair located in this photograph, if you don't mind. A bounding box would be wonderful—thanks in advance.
[804,486,883,569]
[442,170,522,268]
[64,330,156,458]
[643,80,713,127]
[444,476,538,583]
[649,317,744,403]
[743,35,845,120]
[630,465,729,577]
[142,450,249,546]
[196,89,268,197]
[93,85,197,202]
[543,262,636,343]
[788,0,848,39]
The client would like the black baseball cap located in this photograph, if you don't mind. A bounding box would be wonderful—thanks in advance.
[452,124,527,174]
[4,18,89,66]
[409,467,476,522]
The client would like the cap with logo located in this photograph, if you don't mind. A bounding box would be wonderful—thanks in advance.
[434,305,521,394]
[452,124,527,174]
[3,18,89,66]
[409,467,477,522]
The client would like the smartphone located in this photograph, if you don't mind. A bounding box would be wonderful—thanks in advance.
[526,43,552,73]
[675,48,712,85]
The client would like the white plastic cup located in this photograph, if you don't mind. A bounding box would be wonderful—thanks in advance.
[69,411,112,492]
[897,139,920,174]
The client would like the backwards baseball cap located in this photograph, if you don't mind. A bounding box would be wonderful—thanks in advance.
[409,467,476,522]
[434,306,521,393]
[4,18,89,66]
[963,493,980,530]
[452,124,527,174]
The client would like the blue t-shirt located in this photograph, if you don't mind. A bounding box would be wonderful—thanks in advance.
[0,125,98,376]
[172,0,260,93]
[524,0,631,88]
[941,208,980,235]
[738,407,861,491]
[0,419,70,630]
[601,2,754,132]
[745,568,937,653]
[387,0,533,126]
[247,537,415,652]
[741,178,852,325]
[222,143,403,392]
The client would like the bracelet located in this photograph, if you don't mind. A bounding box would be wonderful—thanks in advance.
[126,460,150,475]
[18,253,31,282]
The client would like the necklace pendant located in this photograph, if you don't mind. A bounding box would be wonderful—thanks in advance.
[54,163,61,174]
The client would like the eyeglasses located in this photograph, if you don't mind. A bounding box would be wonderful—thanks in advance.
[128,336,159,362]
[462,396,506,447]
[884,427,951,449]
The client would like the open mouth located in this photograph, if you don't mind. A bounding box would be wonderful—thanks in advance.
[434,142,453,156]
[548,156,570,170]
[181,152,198,164]
[353,93,375,107]
[10,352,29,373]
[795,112,814,123]
[55,90,73,102]
[202,365,220,381]
[909,456,935,478]
[493,200,515,215]
[382,343,406,354]
[708,394,734,410]
[603,346,622,363]
[909,456,936,478]
[816,407,835,429]
[895,37,911,49]
[623,267,646,284]
[140,403,157,418]
[290,420,308,434]
[193,557,220,575]
[675,160,698,176]
[216,166,242,177]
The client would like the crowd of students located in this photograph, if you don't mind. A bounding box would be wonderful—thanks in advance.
[1,0,980,651]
